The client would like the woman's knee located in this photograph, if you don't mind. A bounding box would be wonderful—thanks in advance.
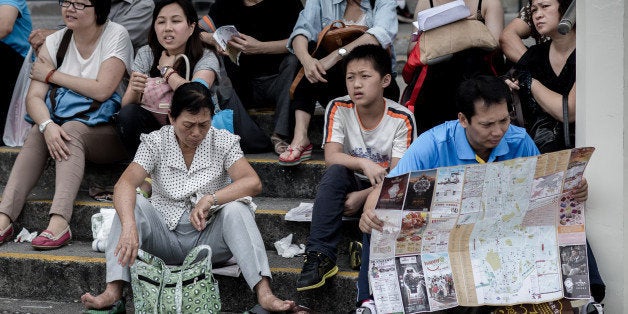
[218,201,254,223]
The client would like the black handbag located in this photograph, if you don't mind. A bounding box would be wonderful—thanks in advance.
[527,95,574,153]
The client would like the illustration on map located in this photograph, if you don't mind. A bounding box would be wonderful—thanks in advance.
[422,252,457,311]
[396,211,429,255]
[404,170,437,211]
[378,174,409,209]
[530,172,564,200]
[396,255,429,313]
[433,167,464,204]
[558,195,584,226]
[560,244,590,299]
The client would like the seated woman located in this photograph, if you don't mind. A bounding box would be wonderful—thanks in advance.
[81,82,298,312]
[0,0,132,248]
[116,0,219,157]
[279,0,400,166]
[510,0,574,153]
[508,0,605,302]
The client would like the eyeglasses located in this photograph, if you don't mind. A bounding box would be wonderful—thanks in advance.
[59,0,94,10]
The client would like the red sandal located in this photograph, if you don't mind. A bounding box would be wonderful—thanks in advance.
[278,144,313,166]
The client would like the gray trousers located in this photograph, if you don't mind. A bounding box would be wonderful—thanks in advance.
[106,195,271,290]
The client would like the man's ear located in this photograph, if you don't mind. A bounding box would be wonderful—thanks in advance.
[458,112,468,128]
[381,73,391,88]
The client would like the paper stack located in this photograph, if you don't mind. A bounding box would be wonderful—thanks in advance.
[413,0,470,31]
[212,25,241,65]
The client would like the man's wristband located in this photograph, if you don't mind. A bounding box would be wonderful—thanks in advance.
[45,69,56,84]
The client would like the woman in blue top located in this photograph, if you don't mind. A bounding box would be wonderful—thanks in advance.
[279,0,400,166]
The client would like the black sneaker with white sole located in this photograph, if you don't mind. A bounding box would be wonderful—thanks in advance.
[296,251,339,291]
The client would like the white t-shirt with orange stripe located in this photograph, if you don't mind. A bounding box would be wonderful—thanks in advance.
[322,96,417,171]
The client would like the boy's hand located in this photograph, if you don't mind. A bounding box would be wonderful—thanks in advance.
[360,206,383,234]
[344,189,370,216]
[361,159,387,186]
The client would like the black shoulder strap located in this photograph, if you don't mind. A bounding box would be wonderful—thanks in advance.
[370,0,375,9]
[429,0,434,8]
[476,0,483,20]
[49,29,73,110]
[56,29,73,68]
[562,95,571,148]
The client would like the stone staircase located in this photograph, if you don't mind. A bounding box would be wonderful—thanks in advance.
[0,107,365,313]
[7,1,528,312]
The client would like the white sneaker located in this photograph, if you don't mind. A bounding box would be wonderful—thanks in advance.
[356,299,377,314]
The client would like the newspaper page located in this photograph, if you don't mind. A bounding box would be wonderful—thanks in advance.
[212,25,241,64]
[369,148,594,313]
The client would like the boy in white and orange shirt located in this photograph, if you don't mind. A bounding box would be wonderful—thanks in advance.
[296,44,416,291]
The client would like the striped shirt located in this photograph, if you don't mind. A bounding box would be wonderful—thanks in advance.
[323,96,417,170]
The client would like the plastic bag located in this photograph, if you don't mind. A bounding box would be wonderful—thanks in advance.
[3,48,34,147]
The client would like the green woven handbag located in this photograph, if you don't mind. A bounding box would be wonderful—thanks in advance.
[130,245,221,314]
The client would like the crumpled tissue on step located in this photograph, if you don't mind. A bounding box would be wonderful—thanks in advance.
[274,233,305,258]
[14,228,38,242]
[284,202,313,222]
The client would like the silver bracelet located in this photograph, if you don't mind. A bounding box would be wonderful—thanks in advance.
[211,192,218,206]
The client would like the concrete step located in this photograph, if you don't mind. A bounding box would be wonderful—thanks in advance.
[0,189,361,255]
[0,147,326,199]
[0,241,359,313]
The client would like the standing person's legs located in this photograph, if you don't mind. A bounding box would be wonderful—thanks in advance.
[0,126,50,233]
[0,42,24,145]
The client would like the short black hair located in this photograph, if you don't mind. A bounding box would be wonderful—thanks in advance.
[343,44,391,78]
[170,82,214,119]
[91,0,111,25]
[456,75,512,122]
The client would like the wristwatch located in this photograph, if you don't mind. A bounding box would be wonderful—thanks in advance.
[39,119,53,133]
[160,66,172,77]
[338,48,348,58]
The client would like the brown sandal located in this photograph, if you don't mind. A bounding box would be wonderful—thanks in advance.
[270,134,289,155]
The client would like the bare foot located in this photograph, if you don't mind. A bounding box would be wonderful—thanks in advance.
[81,282,123,309]
[258,291,297,312]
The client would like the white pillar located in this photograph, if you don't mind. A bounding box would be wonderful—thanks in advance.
[577,0,626,311]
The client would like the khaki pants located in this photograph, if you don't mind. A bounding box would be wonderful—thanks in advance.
[0,122,126,222]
